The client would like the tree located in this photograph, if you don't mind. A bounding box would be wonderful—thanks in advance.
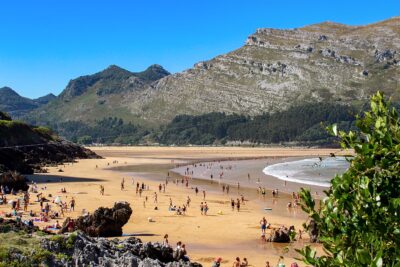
[298,92,400,266]
[0,111,12,121]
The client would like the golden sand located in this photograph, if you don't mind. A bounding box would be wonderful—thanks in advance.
[1,147,342,266]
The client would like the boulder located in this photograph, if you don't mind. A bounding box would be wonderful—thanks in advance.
[69,201,132,237]
[267,229,291,243]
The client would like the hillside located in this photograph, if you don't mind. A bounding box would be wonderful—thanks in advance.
[27,64,170,126]
[15,17,400,144]
[0,87,56,118]
[25,17,399,128]
[0,112,98,174]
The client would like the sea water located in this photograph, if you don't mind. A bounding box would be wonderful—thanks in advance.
[263,157,350,187]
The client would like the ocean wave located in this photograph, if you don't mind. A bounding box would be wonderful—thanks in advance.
[263,157,349,188]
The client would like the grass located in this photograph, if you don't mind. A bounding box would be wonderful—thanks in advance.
[0,231,72,266]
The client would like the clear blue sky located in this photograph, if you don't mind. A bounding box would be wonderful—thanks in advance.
[0,0,399,98]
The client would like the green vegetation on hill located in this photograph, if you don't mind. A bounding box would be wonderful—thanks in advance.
[44,102,357,146]
[0,119,56,147]
[49,117,150,144]
[160,102,356,145]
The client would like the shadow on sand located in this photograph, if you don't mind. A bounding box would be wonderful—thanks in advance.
[27,174,104,184]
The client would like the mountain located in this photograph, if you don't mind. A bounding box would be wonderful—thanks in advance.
[0,87,56,118]
[27,64,170,126]
[33,93,57,105]
[25,17,399,130]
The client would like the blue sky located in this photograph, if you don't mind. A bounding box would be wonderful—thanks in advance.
[0,0,399,98]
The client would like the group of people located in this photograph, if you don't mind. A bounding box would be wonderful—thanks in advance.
[162,235,189,262]
[230,198,243,211]
[200,202,209,215]
[0,177,82,233]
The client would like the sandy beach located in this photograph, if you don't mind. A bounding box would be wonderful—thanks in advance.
[0,146,344,266]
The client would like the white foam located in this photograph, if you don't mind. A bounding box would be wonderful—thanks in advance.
[263,157,349,188]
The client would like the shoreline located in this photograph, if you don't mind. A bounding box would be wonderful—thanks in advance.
[168,156,328,196]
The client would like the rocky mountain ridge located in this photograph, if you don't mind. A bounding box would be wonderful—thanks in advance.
[17,17,400,128]
[0,86,56,118]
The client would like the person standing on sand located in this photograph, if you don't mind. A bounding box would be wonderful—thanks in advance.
[200,202,204,215]
[204,202,208,215]
[232,257,241,267]
[260,217,267,235]
[121,178,125,190]
[241,258,248,267]
[163,234,169,247]
[154,192,158,203]
[236,199,241,212]
[195,187,199,195]
[69,197,75,211]
[226,185,230,194]
[203,190,206,200]
[265,261,271,267]
[231,199,235,211]
[186,196,191,207]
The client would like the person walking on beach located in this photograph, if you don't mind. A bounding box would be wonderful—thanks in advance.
[203,190,206,200]
[236,199,241,212]
[121,178,125,191]
[69,197,75,211]
[204,202,208,215]
[231,199,235,211]
[186,196,191,207]
[153,192,158,203]
[200,202,204,215]
[226,185,230,194]
[195,187,199,195]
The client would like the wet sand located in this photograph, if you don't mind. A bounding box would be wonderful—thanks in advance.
[170,157,327,196]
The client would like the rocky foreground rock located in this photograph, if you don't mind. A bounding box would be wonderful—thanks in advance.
[0,218,202,267]
[61,202,133,237]
[41,232,202,267]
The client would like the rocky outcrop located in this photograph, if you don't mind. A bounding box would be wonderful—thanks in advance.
[63,202,133,237]
[0,140,99,174]
[0,217,39,233]
[267,228,291,243]
[0,171,29,192]
[40,231,202,267]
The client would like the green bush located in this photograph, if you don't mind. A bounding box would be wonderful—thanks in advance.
[298,92,400,266]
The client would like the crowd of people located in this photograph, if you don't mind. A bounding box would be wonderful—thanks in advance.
[0,158,309,267]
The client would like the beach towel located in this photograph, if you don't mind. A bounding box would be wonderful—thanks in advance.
[54,196,62,204]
